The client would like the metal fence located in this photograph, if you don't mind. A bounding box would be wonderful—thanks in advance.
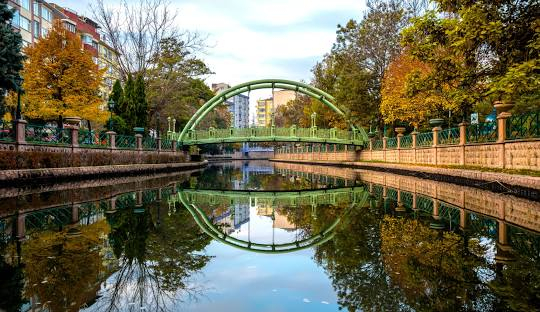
[26,124,71,145]
[78,129,109,148]
[386,137,397,149]
[466,122,497,143]
[116,135,136,149]
[438,127,460,145]
[400,135,413,148]
[506,110,540,140]
[0,120,14,142]
[416,132,433,147]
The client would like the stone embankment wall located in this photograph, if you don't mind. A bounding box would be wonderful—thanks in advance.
[273,150,357,162]
[358,140,540,171]
[0,142,187,170]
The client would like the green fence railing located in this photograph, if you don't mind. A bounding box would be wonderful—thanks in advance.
[372,139,384,150]
[143,137,157,150]
[416,132,433,147]
[26,124,71,145]
[400,135,413,148]
[78,129,109,148]
[0,120,14,142]
[116,135,136,149]
[466,122,497,143]
[386,137,397,149]
[438,127,460,145]
[162,139,173,150]
[506,110,540,140]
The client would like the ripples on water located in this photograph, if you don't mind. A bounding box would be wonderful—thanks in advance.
[0,160,539,311]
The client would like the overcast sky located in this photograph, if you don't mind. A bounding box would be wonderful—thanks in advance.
[52,0,367,119]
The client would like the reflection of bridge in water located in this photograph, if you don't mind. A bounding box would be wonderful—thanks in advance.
[170,187,370,253]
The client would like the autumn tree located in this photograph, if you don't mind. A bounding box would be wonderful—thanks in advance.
[380,52,454,128]
[134,75,148,129]
[401,0,540,116]
[21,22,106,123]
[0,0,25,119]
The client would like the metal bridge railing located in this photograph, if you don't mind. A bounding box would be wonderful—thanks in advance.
[506,110,540,140]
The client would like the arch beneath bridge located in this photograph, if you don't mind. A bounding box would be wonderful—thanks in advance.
[177,79,359,144]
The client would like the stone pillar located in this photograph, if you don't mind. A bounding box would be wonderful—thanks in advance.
[497,113,511,143]
[69,127,78,148]
[136,190,143,207]
[156,137,162,151]
[107,131,116,149]
[411,131,418,148]
[15,119,27,144]
[382,137,388,150]
[72,204,80,224]
[135,134,143,151]
[369,138,374,151]
[433,199,440,220]
[459,208,468,230]
[106,197,117,213]
[459,122,468,166]
[16,213,25,240]
[395,191,405,212]
[432,127,441,147]
[172,140,177,152]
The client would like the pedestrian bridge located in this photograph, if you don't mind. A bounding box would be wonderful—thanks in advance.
[166,79,369,146]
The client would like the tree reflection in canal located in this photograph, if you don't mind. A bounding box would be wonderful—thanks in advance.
[92,192,213,311]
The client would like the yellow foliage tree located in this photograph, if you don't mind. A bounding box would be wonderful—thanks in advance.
[21,22,106,123]
[380,52,451,128]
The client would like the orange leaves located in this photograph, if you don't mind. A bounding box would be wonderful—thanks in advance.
[21,22,106,123]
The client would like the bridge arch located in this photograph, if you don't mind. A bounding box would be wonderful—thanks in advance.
[177,79,355,143]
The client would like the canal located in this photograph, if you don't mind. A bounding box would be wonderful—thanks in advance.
[0,160,539,311]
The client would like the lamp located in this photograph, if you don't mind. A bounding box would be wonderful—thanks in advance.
[107,98,115,131]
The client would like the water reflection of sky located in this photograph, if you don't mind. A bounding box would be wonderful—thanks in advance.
[182,242,339,312]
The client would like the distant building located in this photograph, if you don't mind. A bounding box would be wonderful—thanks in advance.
[212,83,250,128]
[272,89,296,108]
[256,98,273,127]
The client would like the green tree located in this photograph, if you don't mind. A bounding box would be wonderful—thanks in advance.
[401,0,540,116]
[134,74,148,129]
[0,0,24,119]
[109,79,123,114]
[120,74,136,130]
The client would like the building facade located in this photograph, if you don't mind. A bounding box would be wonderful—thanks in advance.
[7,1,120,100]
[256,98,272,127]
[212,83,250,128]
[272,89,296,108]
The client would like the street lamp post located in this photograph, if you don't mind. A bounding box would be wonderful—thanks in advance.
[156,112,160,138]
[15,76,23,120]
[107,99,115,131]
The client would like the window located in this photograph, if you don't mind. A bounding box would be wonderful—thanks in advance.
[21,0,30,11]
[64,21,76,33]
[41,27,48,38]
[9,6,20,28]
[20,16,30,31]
[81,34,93,44]
[42,7,51,21]
[91,41,98,50]
[33,21,39,38]
[33,2,39,16]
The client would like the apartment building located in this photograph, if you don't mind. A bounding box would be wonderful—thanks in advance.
[7,0,120,99]
[212,83,250,128]
[256,98,273,127]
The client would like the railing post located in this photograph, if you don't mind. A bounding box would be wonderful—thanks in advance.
[395,127,405,149]
[70,126,79,148]
[156,137,162,151]
[15,119,27,144]
[107,131,116,149]
[411,131,418,148]
[172,140,177,152]
[291,125,297,137]
[432,127,441,147]
[459,122,468,145]
[135,134,143,151]
[383,137,388,150]
[497,113,511,143]
[369,138,374,151]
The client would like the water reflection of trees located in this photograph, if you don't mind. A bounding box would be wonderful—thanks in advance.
[96,196,212,311]
[0,241,26,311]
[311,195,540,311]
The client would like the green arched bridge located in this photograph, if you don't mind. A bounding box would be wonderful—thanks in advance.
[170,187,370,253]
[167,79,369,146]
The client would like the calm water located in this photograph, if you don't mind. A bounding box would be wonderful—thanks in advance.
[0,160,539,312]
